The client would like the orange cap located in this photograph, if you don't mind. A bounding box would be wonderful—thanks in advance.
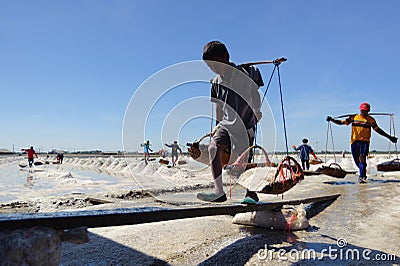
[359,102,370,111]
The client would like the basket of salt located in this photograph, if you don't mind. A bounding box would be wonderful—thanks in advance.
[236,154,304,195]
[377,158,400,172]
[177,160,187,165]
[186,133,231,166]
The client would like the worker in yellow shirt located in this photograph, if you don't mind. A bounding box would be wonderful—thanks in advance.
[327,102,397,183]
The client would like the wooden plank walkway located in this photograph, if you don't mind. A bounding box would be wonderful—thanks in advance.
[0,194,339,230]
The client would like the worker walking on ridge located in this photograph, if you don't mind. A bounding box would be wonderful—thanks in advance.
[21,146,38,168]
[141,140,153,165]
[165,141,182,167]
[56,153,64,164]
[327,102,397,183]
[292,138,318,170]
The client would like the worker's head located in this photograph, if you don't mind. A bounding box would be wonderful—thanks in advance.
[359,102,371,112]
[146,140,150,144]
[174,141,177,144]
[302,138,308,144]
[30,146,33,150]
[202,41,229,62]
[202,41,230,75]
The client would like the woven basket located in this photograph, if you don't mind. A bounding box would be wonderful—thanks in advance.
[237,155,304,195]
[224,145,271,177]
[259,156,304,194]
[159,159,169,165]
[186,133,231,166]
[316,163,347,178]
[377,159,400,172]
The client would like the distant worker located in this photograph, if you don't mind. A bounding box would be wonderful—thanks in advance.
[165,141,183,166]
[342,150,346,158]
[21,146,38,168]
[141,140,153,165]
[56,153,64,164]
[292,138,318,170]
[327,102,397,183]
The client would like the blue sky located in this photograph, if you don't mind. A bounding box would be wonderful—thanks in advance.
[1,1,399,153]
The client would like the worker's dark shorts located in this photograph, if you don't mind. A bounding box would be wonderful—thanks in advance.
[212,126,253,156]
[351,140,370,160]
[212,127,231,150]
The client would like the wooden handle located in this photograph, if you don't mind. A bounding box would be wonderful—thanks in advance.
[240,57,287,67]
[328,163,343,170]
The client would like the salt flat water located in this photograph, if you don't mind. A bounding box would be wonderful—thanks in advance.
[0,156,135,203]
[0,154,212,203]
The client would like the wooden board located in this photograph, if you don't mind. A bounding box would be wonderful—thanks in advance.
[0,194,340,230]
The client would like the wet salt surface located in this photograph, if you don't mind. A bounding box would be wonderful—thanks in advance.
[0,157,136,203]
[0,155,213,203]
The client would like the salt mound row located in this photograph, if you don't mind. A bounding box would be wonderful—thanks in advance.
[61,156,209,180]
[64,156,149,177]
[33,169,105,186]
[4,154,400,183]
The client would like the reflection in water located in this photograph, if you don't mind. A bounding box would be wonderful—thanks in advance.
[24,168,34,188]
[25,175,34,187]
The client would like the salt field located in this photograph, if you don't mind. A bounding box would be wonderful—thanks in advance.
[1,153,400,204]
